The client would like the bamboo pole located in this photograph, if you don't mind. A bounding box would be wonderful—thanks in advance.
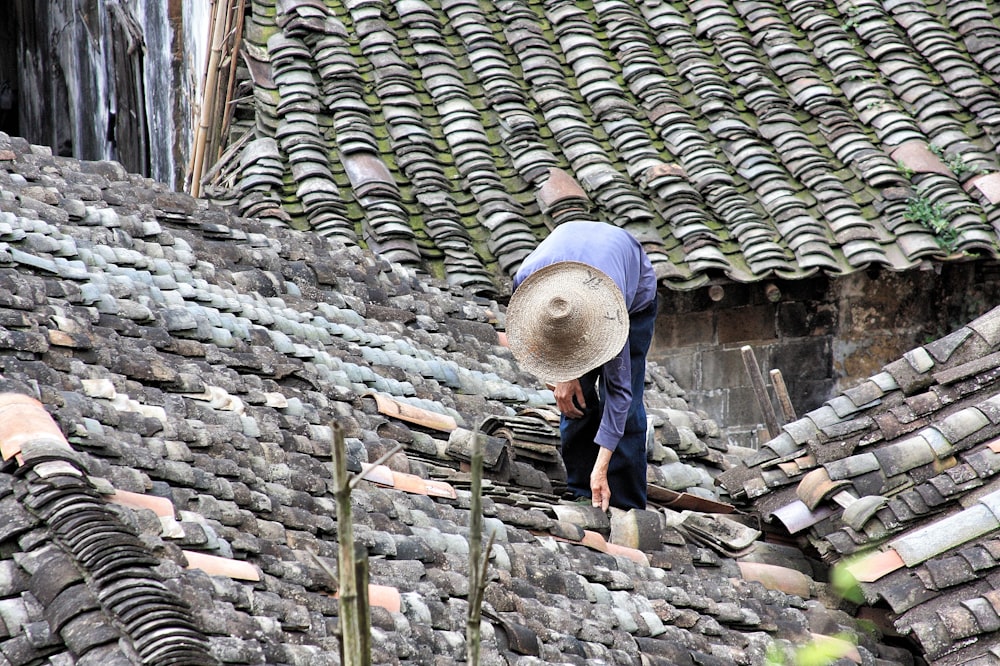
[217,0,247,160]
[354,542,372,666]
[205,0,238,166]
[332,422,365,666]
[189,0,229,197]
[467,424,496,666]
[769,368,797,422]
[741,345,781,441]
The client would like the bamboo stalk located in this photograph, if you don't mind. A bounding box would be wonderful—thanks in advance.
[190,0,229,197]
[354,542,372,666]
[769,368,797,422]
[218,0,247,159]
[332,422,365,666]
[741,345,781,441]
[467,424,490,666]
[205,0,238,166]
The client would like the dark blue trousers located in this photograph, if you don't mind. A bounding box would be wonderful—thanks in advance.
[559,298,656,510]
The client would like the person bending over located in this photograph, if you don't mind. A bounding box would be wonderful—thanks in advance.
[506,221,657,511]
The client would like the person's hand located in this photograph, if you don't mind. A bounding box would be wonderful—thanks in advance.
[590,447,613,511]
[553,380,585,418]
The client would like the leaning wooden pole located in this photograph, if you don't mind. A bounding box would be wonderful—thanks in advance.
[741,345,781,441]
[467,426,484,666]
[769,368,797,422]
[218,0,247,160]
[332,422,365,665]
[190,0,229,197]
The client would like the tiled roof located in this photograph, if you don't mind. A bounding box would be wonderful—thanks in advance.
[0,134,911,663]
[202,0,1000,296]
[719,304,1000,664]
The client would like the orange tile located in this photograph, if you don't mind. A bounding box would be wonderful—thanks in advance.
[371,393,457,432]
[736,561,812,598]
[333,584,402,613]
[367,584,401,613]
[0,393,69,461]
[967,173,1000,204]
[183,550,261,581]
[109,489,176,518]
[358,463,395,487]
[889,141,951,176]
[845,549,905,583]
[604,542,650,566]
[580,530,609,553]
[389,471,458,499]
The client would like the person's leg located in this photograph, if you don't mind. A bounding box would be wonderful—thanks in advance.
[559,366,602,499]
[605,299,657,510]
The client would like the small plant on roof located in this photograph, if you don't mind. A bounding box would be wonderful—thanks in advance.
[904,195,959,251]
[928,143,982,178]
[841,5,861,30]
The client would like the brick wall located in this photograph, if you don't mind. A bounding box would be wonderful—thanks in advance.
[649,261,1000,449]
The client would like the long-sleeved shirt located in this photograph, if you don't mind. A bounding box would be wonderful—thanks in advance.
[512,221,657,451]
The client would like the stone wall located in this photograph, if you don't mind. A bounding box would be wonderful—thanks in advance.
[650,260,1000,449]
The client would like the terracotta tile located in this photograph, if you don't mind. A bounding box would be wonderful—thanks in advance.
[389,470,458,499]
[183,550,261,581]
[796,467,851,510]
[735,561,812,598]
[0,393,69,462]
[889,141,951,176]
[109,489,176,517]
[366,584,402,613]
[579,530,609,553]
[967,173,1000,204]
[604,542,650,566]
[371,392,458,432]
[845,548,905,583]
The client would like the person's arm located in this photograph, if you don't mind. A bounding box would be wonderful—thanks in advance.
[592,342,632,509]
[590,447,613,510]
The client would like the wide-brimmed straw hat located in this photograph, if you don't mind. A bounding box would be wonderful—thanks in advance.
[506,261,628,383]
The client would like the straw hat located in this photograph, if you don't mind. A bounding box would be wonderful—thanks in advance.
[506,261,628,383]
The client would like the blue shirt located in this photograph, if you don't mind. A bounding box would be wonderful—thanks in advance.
[513,222,657,451]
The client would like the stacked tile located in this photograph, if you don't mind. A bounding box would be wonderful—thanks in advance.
[594,0,731,281]
[237,137,291,226]
[692,0,891,272]
[301,7,422,266]
[948,0,1000,137]
[837,0,998,254]
[638,0,794,281]
[0,396,217,664]
[712,117,844,275]
[533,167,592,224]
[244,0,281,136]
[879,0,1000,140]
[392,0,538,280]
[783,0,945,263]
[495,1,672,278]
[266,28,355,243]
[719,305,1000,663]
[440,0,565,215]
[545,4,664,206]
[349,2,497,292]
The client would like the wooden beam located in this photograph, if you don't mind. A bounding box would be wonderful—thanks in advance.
[741,345,781,441]
[769,368,797,422]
